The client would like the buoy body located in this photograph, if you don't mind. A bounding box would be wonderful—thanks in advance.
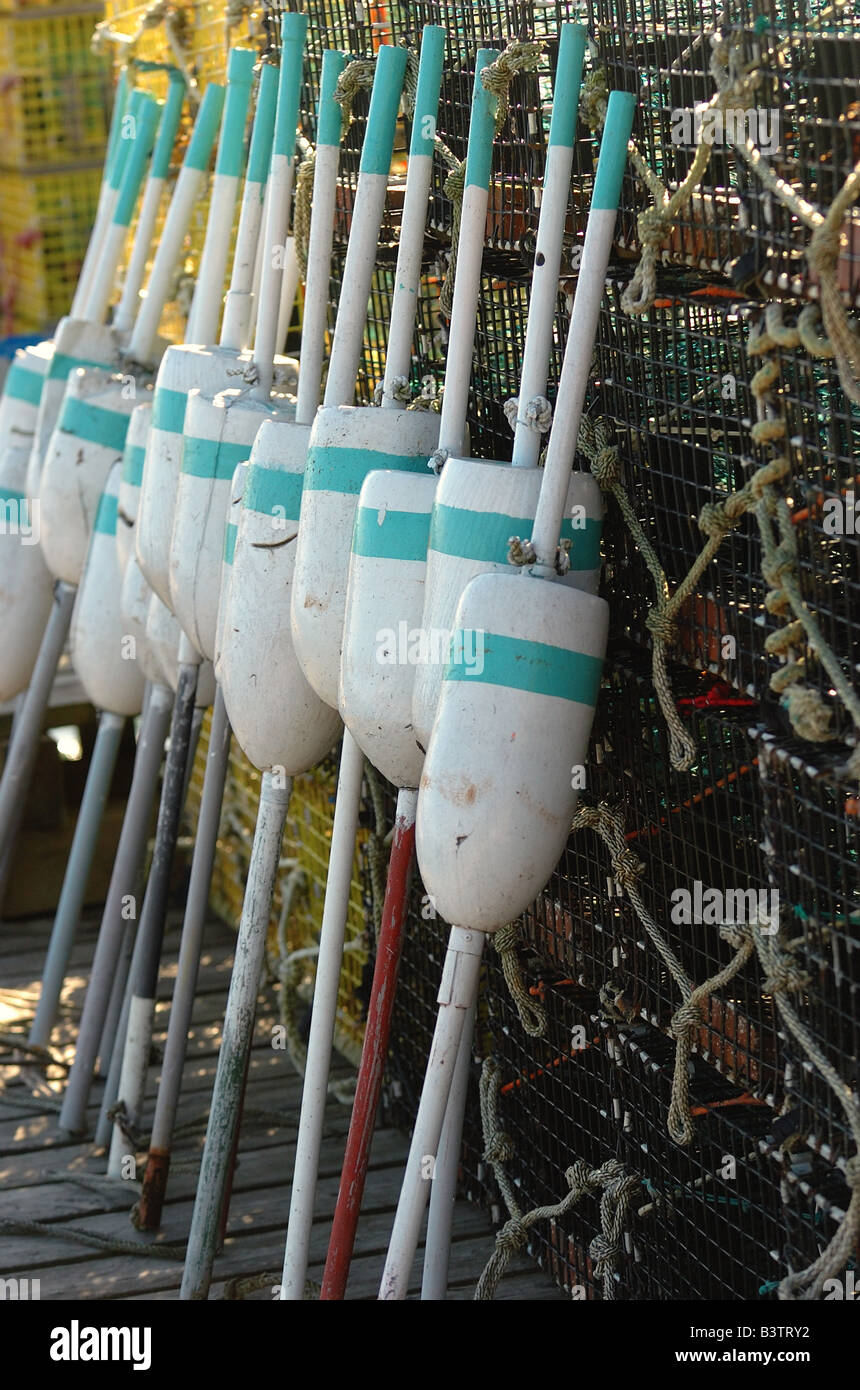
[291,405,441,709]
[0,441,54,701]
[169,390,293,660]
[415,573,608,932]
[137,345,298,607]
[0,342,52,446]
[120,554,164,687]
[220,418,342,774]
[71,463,145,717]
[412,458,603,745]
[339,469,439,788]
[116,402,152,576]
[27,318,119,501]
[39,369,137,586]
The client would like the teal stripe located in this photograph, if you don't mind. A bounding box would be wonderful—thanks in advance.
[224,520,237,563]
[547,24,586,149]
[113,96,159,226]
[4,361,43,406]
[109,89,144,191]
[94,492,119,536]
[48,351,112,382]
[464,50,500,190]
[244,463,303,518]
[429,503,602,571]
[185,84,225,172]
[273,13,308,157]
[181,435,251,480]
[352,505,431,562]
[105,71,131,185]
[122,443,146,487]
[151,386,188,434]
[317,50,347,148]
[217,49,255,177]
[151,79,185,180]
[247,61,278,183]
[359,45,408,176]
[0,486,30,525]
[591,90,636,210]
[408,26,445,157]
[444,629,604,705]
[304,445,429,496]
[59,397,130,452]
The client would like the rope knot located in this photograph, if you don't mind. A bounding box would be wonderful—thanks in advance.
[428,447,449,475]
[588,1231,620,1275]
[698,500,738,539]
[507,535,537,567]
[590,445,622,490]
[611,845,645,887]
[763,959,810,996]
[504,395,553,435]
[645,605,677,644]
[495,1215,530,1256]
[671,999,704,1037]
[483,1130,516,1165]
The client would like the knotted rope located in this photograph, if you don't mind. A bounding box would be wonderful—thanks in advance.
[475,1058,639,1299]
[493,924,547,1037]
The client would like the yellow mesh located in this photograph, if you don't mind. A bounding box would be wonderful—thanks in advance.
[186,714,369,1068]
[0,5,111,168]
[0,164,103,333]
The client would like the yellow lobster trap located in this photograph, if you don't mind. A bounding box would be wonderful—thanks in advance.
[0,163,102,333]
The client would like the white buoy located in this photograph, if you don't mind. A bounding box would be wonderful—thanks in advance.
[136,60,298,609]
[27,463,146,1048]
[280,29,447,1303]
[0,442,53,705]
[70,464,146,718]
[381,87,638,1301]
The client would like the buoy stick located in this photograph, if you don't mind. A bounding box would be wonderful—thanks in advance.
[379,926,485,1299]
[82,95,161,326]
[321,44,408,408]
[220,60,279,351]
[28,712,126,1048]
[180,770,292,1299]
[59,682,174,1135]
[319,785,418,1299]
[420,996,477,1299]
[0,581,76,912]
[135,686,231,1228]
[113,76,186,336]
[70,71,132,319]
[106,659,198,1175]
[127,82,226,365]
[187,49,257,346]
[530,90,637,568]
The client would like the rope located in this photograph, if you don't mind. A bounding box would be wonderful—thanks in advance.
[503,394,552,435]
[0,1216,186,1260]
[570,801,753,1147]
[475,1058,638,1299]
[493,924,547,1037]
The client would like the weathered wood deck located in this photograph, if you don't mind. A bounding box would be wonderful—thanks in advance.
[0,912,563,1301]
